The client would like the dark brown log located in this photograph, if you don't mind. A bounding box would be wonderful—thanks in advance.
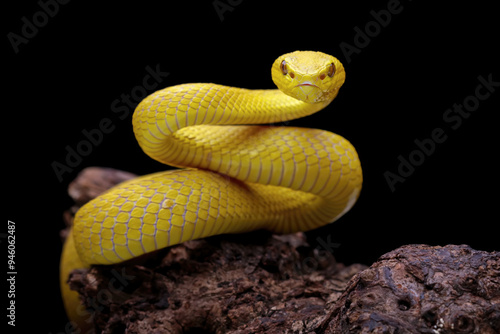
[320,244,500,334]
[69,232,366,334]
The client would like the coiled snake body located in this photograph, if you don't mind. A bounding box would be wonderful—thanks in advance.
[60,51,362,326]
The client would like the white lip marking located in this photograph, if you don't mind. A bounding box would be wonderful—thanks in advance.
[295,81,318,88]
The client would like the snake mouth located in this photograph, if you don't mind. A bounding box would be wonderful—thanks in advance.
[295,82,319,88]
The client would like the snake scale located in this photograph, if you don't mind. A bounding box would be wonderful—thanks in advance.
[60,51,363,327]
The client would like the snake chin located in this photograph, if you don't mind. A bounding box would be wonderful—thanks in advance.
[292,84,321,102]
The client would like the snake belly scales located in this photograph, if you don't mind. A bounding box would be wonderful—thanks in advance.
[60,51,363,326]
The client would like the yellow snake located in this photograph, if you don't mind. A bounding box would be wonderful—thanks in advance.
[60,51,362,328]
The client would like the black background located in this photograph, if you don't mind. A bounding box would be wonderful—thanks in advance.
[5,1,498,332]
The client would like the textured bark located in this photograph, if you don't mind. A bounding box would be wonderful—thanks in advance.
[63,168,499,333]
[321,244,500,334]
[69,233,365,334]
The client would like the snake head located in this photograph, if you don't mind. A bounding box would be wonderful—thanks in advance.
[271,51,345,103]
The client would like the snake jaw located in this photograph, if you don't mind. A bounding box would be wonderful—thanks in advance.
[292,82,321,102]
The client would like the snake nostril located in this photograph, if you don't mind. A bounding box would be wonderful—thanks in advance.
[319,73,326,80]
[289,72,295,79]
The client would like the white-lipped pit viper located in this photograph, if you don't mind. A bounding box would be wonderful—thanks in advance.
[60,51,363,328]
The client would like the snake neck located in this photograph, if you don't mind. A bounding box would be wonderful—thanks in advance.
[133,83,333,164]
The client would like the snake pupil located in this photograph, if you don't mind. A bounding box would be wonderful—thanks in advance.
[280,60,288,75]
[328,63,335,78]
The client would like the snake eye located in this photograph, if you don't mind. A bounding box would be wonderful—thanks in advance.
[328,63,335,78]
[280,60,288,75]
